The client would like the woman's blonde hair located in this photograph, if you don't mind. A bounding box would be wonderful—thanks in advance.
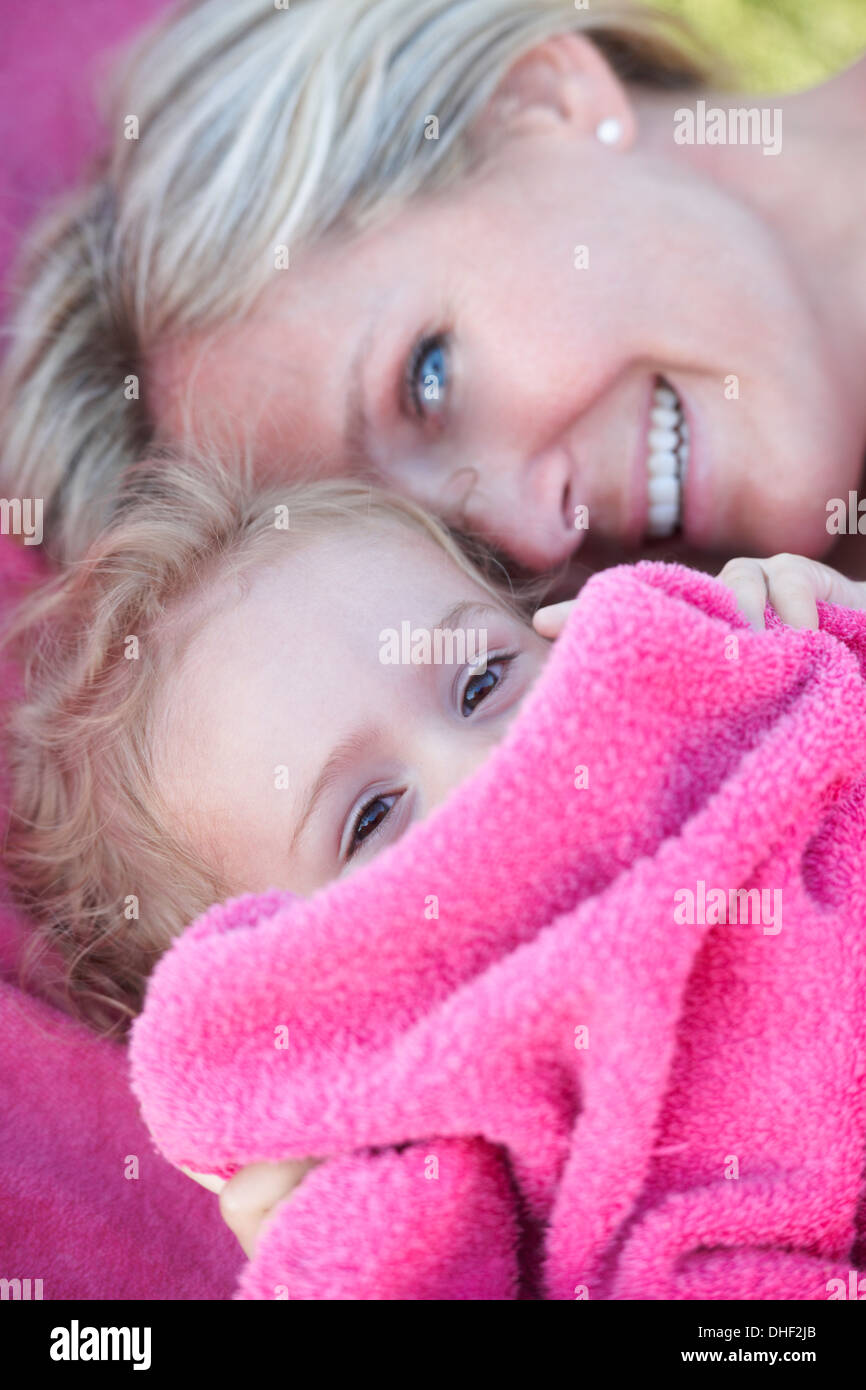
[1,444,530,1039]
[0,0,716,563]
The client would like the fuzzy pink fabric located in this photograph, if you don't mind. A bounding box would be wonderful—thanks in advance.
[0,0,171,329]
[130,561,866,1300]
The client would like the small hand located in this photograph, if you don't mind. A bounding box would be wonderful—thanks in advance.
[184,1158,320,1257]
[532,599,575,641]
[717,554,866,632]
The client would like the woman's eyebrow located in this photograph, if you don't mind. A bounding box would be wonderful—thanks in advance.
[289,724,380,855]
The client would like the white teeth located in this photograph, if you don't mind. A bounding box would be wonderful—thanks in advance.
[648,503,679,537]
[648,427,679,453]
[648,450,677,476]
[648,474,678,506]
[645,380,686,537]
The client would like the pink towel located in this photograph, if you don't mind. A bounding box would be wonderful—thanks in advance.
[130,561,866,1300]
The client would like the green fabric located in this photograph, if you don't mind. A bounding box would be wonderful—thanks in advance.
[662,0,866,89]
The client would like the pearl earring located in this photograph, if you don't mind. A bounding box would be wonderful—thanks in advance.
[596,117,622,146]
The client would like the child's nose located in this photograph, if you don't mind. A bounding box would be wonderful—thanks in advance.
[415,733,495,817]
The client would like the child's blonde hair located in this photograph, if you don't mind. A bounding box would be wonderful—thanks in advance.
[0,0,716,562]
[1,445,529,1039]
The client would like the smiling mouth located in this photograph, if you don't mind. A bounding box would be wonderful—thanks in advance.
[645,377,689,538]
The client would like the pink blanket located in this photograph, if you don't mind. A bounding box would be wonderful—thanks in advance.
[0,538,242,1298]
[130,561,866,1300]
[0,0,170,333]
[0,2,246,1298]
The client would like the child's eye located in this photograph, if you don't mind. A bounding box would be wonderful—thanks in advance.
[404,332,450,421]
[347,792,400,859]
[460,654,516,717]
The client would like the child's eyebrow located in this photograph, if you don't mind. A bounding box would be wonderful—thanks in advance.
[436,599,500,632]
[289,724,381,856]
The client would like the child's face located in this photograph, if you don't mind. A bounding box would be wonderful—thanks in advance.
[156,521,550,897]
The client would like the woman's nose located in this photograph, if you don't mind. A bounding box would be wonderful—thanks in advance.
[458,442,580,571]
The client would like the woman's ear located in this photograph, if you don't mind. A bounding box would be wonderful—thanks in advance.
[469,32,637,157]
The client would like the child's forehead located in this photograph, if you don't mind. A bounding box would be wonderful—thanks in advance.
[160,516,462,628]
[251,512,494,598]
[155,507,520,696]
[257,521,490,616]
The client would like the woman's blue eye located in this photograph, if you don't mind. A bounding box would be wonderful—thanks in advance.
[407,333,449,419]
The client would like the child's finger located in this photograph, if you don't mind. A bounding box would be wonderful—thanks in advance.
[763,565,819,630]
[219,1159,319,1258]
[716,558,769,631]
[796,560,866,615]
[532,600,574,640]
[181,1165,226,1195]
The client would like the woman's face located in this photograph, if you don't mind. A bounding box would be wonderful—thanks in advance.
[150,37,864,572]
